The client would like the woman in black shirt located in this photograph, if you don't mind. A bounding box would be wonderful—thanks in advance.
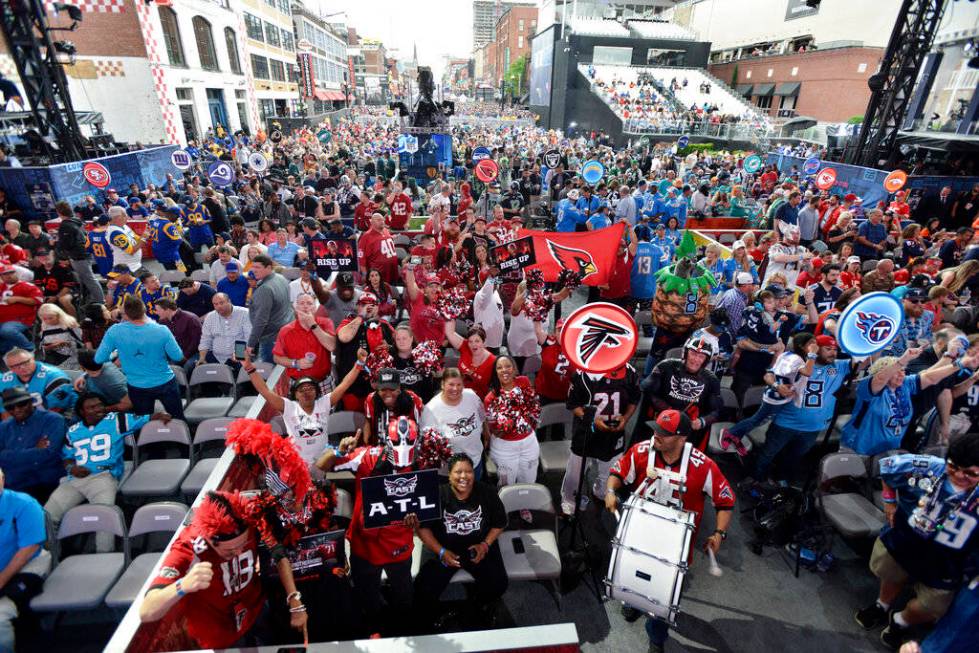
[415,453,508,628]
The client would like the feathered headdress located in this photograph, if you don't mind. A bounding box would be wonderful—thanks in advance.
[226,418,313,504]
[193,491,251,541]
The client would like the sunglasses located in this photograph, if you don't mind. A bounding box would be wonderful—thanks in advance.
[948,461,979,481]
[906,299,924,305]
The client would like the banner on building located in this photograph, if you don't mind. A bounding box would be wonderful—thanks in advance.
[297,53,315,99]
[518,222,626,287]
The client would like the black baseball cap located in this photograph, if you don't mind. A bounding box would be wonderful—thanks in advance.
[376,368,401,390]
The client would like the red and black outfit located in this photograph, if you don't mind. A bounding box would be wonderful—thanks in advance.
[458,341,496,398]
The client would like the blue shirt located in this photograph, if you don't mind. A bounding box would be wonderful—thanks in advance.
[267,241,301,267]
[0,408,67,489]
[148,217,182,264]
[855,220,888,258]
[0,363,76,412]
[63,412,149,480]
[555,199,585,232]
[774,359,852,432]
[841,374,919,456]
[0,489,45,570]
[576,195,602,216]
[217,275,250,307]
[95,321,183,388]
[176,281,217,317]
[588,213,611,231]
[140,286,177,321]
[630,242,664,300]
[86,229,114,276]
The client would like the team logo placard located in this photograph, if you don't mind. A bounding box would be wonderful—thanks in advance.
[883,169,907,193]
[677,135,690,149]
[171,149,192,170]
[581,160,605,185]
[560,302,637,373]
[474,158,499,183]
[837,292,905,356]
[743,154,762,174]
[544,148,561,169]
[207,161,235,187]
[815,167,837,190]
[803,157,821,175]
[248,152,268,172]
[472,146,491,163]
[82,162,111,188]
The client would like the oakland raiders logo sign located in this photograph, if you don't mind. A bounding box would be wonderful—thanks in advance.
[560,302,637,373]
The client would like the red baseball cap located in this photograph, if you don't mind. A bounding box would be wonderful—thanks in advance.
[815,335,837,348]
[844,193,857,202]
[647,409,692,437]
[0,263,16,275]
[357,292,378,305]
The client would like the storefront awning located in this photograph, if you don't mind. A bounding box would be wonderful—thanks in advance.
[753,83,775,96]
[313,89,331,101]
[774,82,801,96]
[735,84,753,97]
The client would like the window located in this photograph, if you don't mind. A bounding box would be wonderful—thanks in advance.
[277,0,289,14]
[518,36,523,49]
[281,29,294,51]
[175,87,193,101]
[270,59,286,82]
[265,21,281,48]
[259,99,275,121]
[755,94,772,109]
[193,17,219,71]
[264,0,276,7]
[251,54,269,79]
[159,7,186,67]
[518,19,524,31]
[225,28,241,75]
[244,14,264,42]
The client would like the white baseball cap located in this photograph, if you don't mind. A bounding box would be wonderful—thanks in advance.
[568,189,580,201]
[735,272,755,285]
[731,240,746,251]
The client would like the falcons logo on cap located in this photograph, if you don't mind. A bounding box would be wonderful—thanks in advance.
[572,315,630,365]
[383,475,418,498]
[546,240,598,279]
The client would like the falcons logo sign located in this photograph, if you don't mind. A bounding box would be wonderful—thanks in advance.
[546,240,598,279]
[560,302,637,373]
[854,311,896,344]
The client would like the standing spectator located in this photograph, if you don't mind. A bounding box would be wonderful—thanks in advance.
[176,278,217,318]
[156,297,203,370]
[272,294,336,388]
[95,296,185,419]
[951,184,979,229]
[731,290,785,402]
[797,195,820,245]
[54,201,104,304]
[0,387,66,502]
[855,209,889,259]
[775,191,802,237]
[764,226,811,289]
[195,292,250,376]
[357,213,399,284]
[245,255,293,364]
[939,227,974,270]
[105,206,143,272]
[0,264,41,355]
[267,228,303,268]
[485,356,542,487]
[421,370,488,478]
[20,222,51,256]
[614,185,637,225]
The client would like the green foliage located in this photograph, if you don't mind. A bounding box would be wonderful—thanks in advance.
[504,54,530,94]
[847,115,864,125]
[677,143,716,156]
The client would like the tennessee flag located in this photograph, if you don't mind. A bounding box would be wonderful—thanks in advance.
[519,222,626,287]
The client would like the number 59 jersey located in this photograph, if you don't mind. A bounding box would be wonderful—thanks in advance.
[62,412,149,480]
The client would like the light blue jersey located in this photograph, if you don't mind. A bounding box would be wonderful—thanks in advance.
[0,362,76,412]
[62,412,150,479]
[842,374,919,456]
[630,242,665,300]
[773,359,852,432]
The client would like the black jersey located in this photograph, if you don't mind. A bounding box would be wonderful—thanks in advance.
[567,365,641,461]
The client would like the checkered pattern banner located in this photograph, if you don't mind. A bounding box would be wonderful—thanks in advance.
[94,60,125,77]
[133,0,180,144]
[0,56,17,80]
[45,0,126,14]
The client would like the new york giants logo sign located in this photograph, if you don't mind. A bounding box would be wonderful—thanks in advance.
[837,292,904,357]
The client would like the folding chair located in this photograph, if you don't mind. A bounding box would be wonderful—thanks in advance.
[183,363,236,426]
[190,269,210,284]
[229,362,274,417]
[817,453,885,540]
[497,483,562,609]
[170,364,189,404]
[159,270,187,286]
[181,418,234,499]
[31,505,128,614]
[327,411,366,440]
[281,267,303,281]
[105,502,188,609]
[537,404,575,474]
[119,419,192,501]
[522,355,542,381]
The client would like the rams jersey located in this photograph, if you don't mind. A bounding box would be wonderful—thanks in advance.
[140,285,177,320]
[86,229,114,276]
[109,278,143,311]
[0,362,76,412]
[148,217,183,264]
[62,412,150,479]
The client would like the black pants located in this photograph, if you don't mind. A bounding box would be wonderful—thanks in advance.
[413,543,508,628]
[349,553,413,637]
[128,378,185,420]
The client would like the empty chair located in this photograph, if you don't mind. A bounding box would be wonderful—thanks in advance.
[861,259,879,273]
[539,440,571,475]
[817,453,885,539]
[393,233,412,248]
[537,404,574,439]
[120,420,192,500]
[741,385,766,414]
[181,418,235,499]
[496,483,562,608]
[105,502,188,609]
[183,363,236,426]
[31,505,128,614]
[170,364,189,403]
[327,411,366,440]
[189,269,210,284]
[281,267,303,281]
[159,270,188,286]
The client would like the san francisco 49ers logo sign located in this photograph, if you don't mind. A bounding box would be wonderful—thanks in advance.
[560,302,637,373]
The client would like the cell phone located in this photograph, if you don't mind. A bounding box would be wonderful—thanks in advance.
[234,341,247,359]
[512,537,525,555]
[409,256,422,266]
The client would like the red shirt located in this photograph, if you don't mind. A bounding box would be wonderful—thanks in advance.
[748,248,766,264]
[409,244,437,270]
[760,171,778,192]
[0,281,41,325]
[458,340,496,398]
[150,527,263,649]
[363,389,424,436]
[409,293,445,345]
[272,316,336,380]
[354,201,375,231]
[600,251,633,300]
[357,228,399,284]
[795,271,821,288]
[839,270,861,290]
[535,339,574,401]
[387,193,413,230]
[610,440,735,533]
[485,376,538,441]
[333,446,415,564]
[888,200,910,217]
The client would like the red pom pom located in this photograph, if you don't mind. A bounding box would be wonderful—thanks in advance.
[365,345,394,382]
[436,286,469,320]
[412,340,443,377]
[416,427,453,469]
[486,384,541,440]
[557,268,582,291]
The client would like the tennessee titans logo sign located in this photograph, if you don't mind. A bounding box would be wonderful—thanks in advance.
[837,292,904,357]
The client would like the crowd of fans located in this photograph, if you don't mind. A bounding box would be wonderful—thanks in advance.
[0,106,976,653]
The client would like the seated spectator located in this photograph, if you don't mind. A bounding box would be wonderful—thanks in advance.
[176,277,218,318]
[106,265,143,317]
[74,348,132,412]
[216,261,249,307]
[80,303,113,350]
[195,292,251,377]
[208,246,236,287]
[862,259,896,294]
[272,294,336,388]
[45,393,168,552]
[31,248,77,317]
[0,348,76,413]
[0,263,41,355]
[37,303,82,369]
[0,387,66,502]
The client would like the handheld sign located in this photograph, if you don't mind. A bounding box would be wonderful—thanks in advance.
[560,302,637,373]
[361,469,440,529]
[171,149,192,171]
[836,292,905,357]
[474,158,499,183]
[743,154,762,174]
[544,148,561,169]
[815,167,837,191]
[308,236,357,274]
[581,160,605,186]
[658,179,673,195]
[269,129,283,143]
[677,135,690,149]
[82,162,111,188]
[248,152,268,172]
[472,146,492,163]
[317,129,331,145]
[491,236,536,273]
[883,169,908,193]
[803,157,821,176]
[207,161,235,187]
[258,530,345,581]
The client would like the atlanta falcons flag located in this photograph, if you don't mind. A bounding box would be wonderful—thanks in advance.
[518,222,626,287]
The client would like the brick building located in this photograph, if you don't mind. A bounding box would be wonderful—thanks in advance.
[492,5,537,87]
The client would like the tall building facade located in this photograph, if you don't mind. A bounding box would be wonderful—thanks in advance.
[292,3,351,113]
[242,0,297,124]
[494,5,538,86]
[473,1,537,52]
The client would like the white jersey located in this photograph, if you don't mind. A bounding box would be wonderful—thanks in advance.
[763,243,806,289]
[420,389,486,462]
[281,395,333,465]
[106,224,142,271]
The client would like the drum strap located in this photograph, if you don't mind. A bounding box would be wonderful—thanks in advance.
[643,442,693,506]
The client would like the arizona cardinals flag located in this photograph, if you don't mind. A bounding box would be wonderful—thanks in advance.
[519,222,626,287]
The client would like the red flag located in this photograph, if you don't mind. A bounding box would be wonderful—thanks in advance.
[519,223,626,287]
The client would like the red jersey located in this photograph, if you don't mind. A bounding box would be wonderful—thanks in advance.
[387,193,412,230]
[363,389,424,439]
[409,294,445,345]
[333,445,415,564]
[354,201,376,231]
[272,316,336,380]
[888,200,910,217]
[760,171,778,192]
[357,228,399,283]
[409,244,437,270]
[0,281,41,325]
[458,341,496,398]
[149,526,263,649]
[795,271,821,288]
[600,251,633,300]
[610,440,735,532]
[535,339,574,401]
[839,270,861,290]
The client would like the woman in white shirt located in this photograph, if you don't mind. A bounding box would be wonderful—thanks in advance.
[421,368,489,479]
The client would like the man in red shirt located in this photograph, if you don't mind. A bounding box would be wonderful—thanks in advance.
[353,191,375,231]
[0,264,42,355]
[272,293,336,387]
[605,410,735,652]
[409,233,438,274]
[760,167,778,193]
[533,319,574,403]
[888,190,911,217]
[600,228,638,307]
[139,491,265,649]
[357,212,399,284]
[385,182,413,230]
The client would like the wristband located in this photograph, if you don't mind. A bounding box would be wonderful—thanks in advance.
[175,579,185,597]
[438,547,447,566]
[760,347,769,353]
[285,590,302,605]
[807,353,818,360]
[881,487,897,503]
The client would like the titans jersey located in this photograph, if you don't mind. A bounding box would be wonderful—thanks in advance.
[62,412,149,479]
[148,217,182,264]
[140,286,177,321]
[86,229,114,276]
[0,362,76,412]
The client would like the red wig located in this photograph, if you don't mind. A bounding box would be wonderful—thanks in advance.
[193,491,250,540]
[226,418,313,503]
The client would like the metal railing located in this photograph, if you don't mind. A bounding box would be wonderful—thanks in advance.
[621,117,773,142]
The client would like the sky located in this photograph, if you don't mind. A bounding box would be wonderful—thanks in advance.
[313,0,475,79]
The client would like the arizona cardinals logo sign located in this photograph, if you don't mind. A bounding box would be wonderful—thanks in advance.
[560,302,637,373]
[546,240,598,279]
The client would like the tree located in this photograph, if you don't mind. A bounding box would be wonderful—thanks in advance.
[504,54,530,97]
[731,64,739,88]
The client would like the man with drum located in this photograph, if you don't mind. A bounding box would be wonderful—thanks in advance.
[605,409,735,653]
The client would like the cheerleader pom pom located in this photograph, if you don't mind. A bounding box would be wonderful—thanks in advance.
[523,289,552,322]
[525,268,546,290]
[365,345,394,383]
[557,268,582,291]
[416,427,453,469]
[412,340,444,377]
[436,286,470,320]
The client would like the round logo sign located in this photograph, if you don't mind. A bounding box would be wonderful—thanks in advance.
[317,129,331,145]
[581,160,605,186]
[474,158,499,183]
[560,302,637,374]
[269,129,283,143]
[248,152,268,172]
[207,161,236,187]
[82,162,111,188]
[544,148,561,169]
[677,135,690,149]
[803,157,821,175]
[171,149,192,171]
[743,154,762,174]
[883,169,908,193]
[836,292,905,357]
[472,146,492,163]
[815,167,837,191]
